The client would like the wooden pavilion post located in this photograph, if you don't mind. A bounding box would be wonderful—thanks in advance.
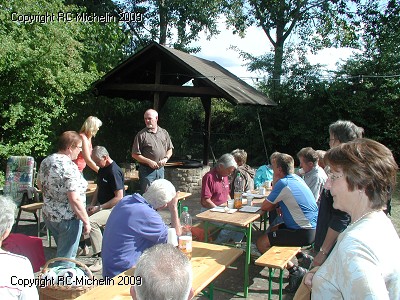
[201,96,211,166]
[153,60,161,110]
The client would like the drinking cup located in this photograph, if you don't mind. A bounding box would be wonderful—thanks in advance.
[259,187,266,195]
[227,199,234,209]
[167,228,178,247]
[246,196,254,206]
[265,181,272,189]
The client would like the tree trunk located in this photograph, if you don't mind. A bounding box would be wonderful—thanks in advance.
[158,0,167,45]
[201,97,211,166]
[273,1,285,86]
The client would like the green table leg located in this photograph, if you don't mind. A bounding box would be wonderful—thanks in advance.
[209,282,214,299]
[204,221,253,298]
[243,222,252,297]
[204,221,209,242]
[268,268,273,300]
[200,282,214,299]
[279,269,284,300]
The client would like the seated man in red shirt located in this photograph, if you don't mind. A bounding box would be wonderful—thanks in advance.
[201,153,243,243]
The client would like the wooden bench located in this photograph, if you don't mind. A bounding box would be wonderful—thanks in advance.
[18,202,53,247]
[20,202,43,213]
[18,202,43,236]
[255,246,301,300]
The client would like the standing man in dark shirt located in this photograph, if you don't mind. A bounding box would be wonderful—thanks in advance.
[313,120,364,266]
[87,146,124,272]
[132,109,174,194]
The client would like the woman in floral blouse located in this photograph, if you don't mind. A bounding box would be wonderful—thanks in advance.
[37,131,91,267]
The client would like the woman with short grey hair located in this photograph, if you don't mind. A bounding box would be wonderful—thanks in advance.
[230,149,255,197]
[0,196,39,299]
[231,149,247,165]
[0,196,16,238]
[313,120,364,268]
[328,119,364,146]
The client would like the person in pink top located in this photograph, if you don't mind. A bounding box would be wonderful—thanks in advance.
[201,154,243,243]
[73,116,102,173]
[201,153,237,208]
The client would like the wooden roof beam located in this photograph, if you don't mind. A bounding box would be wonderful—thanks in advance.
[100,83,221,97]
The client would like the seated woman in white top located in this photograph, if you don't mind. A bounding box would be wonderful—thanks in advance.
[0,195,39,300]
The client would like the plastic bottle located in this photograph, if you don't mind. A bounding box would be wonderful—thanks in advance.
[234,173,243,209]
[179,206,192,259]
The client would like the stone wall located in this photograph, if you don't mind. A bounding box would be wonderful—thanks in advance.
[164,165,210,197]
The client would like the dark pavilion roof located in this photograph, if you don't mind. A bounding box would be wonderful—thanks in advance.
[92,42,276,106]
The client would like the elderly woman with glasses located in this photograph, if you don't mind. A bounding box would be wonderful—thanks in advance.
[304,138,400,299]
[37,131,90,267]
[0,196,39,299]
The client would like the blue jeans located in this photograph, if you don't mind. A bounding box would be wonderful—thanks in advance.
[266,215,284,231]
[139,164,164,194]
[215,227,244,244]
[200,208,244,243]
[45,218,82,268]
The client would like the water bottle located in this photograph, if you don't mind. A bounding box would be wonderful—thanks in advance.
[179,206,192,259]
[234,173,243,209]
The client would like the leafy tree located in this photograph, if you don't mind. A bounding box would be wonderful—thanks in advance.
[223,0,362,84]
[115,0,224,53]
[0,0,128,178]
[326,0,400,157]
[249,0,400,161]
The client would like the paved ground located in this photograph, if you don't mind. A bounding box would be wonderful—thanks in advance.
[16,191,297,300]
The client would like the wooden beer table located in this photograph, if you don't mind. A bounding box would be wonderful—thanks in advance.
[85,183,129,198]
[124,170,139,182]
[123,171,139,193]
[76,241,242,300]
[177,191,192,217]
[196,194,269,298]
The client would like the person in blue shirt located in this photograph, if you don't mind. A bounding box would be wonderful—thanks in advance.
[257,152,318,293]
[101,179,181,278]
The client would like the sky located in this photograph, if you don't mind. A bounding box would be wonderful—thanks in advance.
[190,23,357,85]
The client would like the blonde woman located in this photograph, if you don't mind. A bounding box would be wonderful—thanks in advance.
[73,116,102,173]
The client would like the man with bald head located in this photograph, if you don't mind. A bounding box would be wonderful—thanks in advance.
[132,109,174,193]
